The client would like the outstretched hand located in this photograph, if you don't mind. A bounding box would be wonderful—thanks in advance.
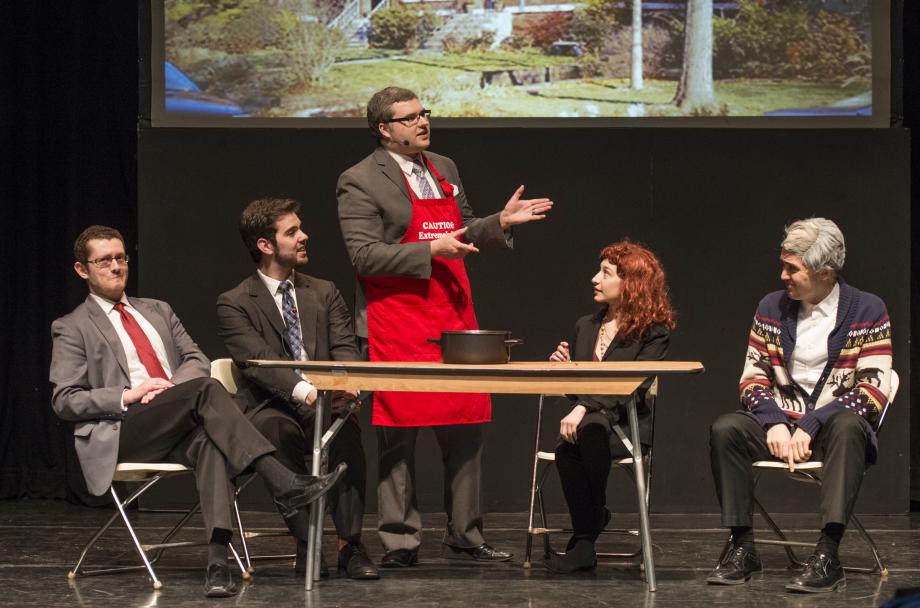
[499,185,553,230]
[430,227,480,260]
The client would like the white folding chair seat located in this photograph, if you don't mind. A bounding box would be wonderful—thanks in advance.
[718,370,900,576]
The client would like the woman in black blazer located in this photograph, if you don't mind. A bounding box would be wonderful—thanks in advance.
[544,240,676,573]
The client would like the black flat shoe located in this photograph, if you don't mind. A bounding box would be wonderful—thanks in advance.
[274,462,348,519]
[204,562,238,598]
[706,546,763,585]
[339,542,380,579]
[380,548,418,568]
[443,543,513,562]
[544,539,596,574]
[785,552,845,593]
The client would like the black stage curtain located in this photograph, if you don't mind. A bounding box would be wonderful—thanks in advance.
[0,1,138,502]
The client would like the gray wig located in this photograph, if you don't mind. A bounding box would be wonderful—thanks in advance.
[781,217,846,273]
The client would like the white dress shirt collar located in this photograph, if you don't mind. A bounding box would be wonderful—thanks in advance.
[257,268,295,299]
[799,282,840,320]
[89,291,130,313]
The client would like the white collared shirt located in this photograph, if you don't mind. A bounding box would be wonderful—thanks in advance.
[790,282,840,396]
[256,269,316,404]
[90,293,173,389]
[387,150,441,198]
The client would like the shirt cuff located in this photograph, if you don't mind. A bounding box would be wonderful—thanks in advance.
[121,388,128,411]
[292,379,317,405]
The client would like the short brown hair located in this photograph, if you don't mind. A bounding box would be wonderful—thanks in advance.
[239,198,301,263]
[366,86,418,140]
[74,225,124,263]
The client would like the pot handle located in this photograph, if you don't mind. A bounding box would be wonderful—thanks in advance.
[427,338,442,345]
[504,339,524,347]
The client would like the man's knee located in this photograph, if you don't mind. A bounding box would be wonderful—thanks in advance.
[822,410,868,444]
[710,413,747,448]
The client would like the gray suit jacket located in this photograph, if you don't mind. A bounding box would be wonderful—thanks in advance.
[49,296,210,495]
[216,271,360,416]
[336,147,512,335]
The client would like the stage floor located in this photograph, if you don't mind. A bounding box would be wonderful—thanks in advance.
[1,500,917,607]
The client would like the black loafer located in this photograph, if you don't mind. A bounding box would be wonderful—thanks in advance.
[443,543,513,562]
[544,539,596,574]
[274,462,348,519]
[380,548,419,568]
[706,546,763,585]
[785,552,845,593]
[294,546,329,578]
[204,562,238,598]
[338,542,380,579]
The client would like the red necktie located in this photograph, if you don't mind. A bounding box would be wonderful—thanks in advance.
[114,302,169,380]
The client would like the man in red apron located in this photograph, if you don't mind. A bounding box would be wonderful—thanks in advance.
[337,87,553,567]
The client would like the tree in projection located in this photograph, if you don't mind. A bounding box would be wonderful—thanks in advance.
[673,0,719,114]
[631,0,643,90]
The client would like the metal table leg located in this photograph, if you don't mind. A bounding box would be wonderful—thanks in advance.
[626,397,656,592]
[305,390,327,591]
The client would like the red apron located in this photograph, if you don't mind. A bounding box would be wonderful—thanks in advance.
[360,155,491,426]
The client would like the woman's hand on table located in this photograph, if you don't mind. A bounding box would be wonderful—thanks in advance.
[560,405,587,443]
[549,341,571,362]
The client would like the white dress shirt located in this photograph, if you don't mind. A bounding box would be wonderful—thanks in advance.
[790,282,840,396]
[256,269,316,404]
[387,150,442,198]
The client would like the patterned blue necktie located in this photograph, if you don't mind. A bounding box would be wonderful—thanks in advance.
[412,160,437,199]
[278,281,305,360]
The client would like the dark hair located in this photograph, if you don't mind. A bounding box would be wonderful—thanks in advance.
[366,86,418,140]
[599,240,676,341]
[239,198,301,264]
[74,225,124,263]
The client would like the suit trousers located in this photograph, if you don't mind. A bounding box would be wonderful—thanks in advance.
[710,410,869,529]
[117,377,275,537]
[376,423,485,552]
[249,404,366,540]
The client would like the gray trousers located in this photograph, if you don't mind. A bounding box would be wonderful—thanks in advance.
[710,410,869,529]
[117,377,276,538]
[376,423,485,552]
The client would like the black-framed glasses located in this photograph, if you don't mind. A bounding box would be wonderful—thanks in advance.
[86,254,130,268]
[385,109,432,126]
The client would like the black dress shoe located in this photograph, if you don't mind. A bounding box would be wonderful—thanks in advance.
[204,562,238,598]
[274,462,348,519]
[706,546,763,585]
[338,542,380,579]
[294,546,329,578]
[442,543,513,562]
[785,552,845,593]
[380,548,419,568]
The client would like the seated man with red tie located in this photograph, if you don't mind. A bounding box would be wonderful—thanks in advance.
[49,225,346,598]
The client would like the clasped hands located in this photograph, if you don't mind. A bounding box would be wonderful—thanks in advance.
[766,423,813,471]
[305,388,360,415]
[124,377,174,406]
[430,185,553,260]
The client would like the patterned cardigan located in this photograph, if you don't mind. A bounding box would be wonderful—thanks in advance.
[739,280,892,459]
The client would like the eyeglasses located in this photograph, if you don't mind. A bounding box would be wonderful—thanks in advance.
[86,254,130,269]
[385,109,432,126]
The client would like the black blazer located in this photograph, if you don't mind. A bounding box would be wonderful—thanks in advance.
[216,271,360,417]
[566,310,670,446]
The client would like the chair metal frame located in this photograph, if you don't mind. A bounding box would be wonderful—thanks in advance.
[67,463,248,589]
[523,379,658,569]
[716,370,900,577]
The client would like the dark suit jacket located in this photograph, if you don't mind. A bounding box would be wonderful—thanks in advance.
[566,310,671,446]
[336,147,511,334]
[49,296,210,495]
[216,271,360,417]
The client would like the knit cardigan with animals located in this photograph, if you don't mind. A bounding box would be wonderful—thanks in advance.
[739,280,892,460]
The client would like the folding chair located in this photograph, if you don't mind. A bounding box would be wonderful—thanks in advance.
[523,379,658,569]
[67,462,248,589]
[716,370,900,576]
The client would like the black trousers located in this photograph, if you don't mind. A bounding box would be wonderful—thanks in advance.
[555,411,637,539]
[117,377,276,537]
[250,405,367,541]
[710,411,869,529]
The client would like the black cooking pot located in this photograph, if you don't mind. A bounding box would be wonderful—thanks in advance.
[427,330,524,364]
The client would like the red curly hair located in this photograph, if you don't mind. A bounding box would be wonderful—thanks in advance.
[599,240,676,341]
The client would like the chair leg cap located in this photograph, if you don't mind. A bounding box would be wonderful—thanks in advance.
[153,580,163,590]
[67,571,76,580]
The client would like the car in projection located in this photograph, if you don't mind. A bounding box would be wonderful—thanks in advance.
[764,94,872,117]
[165,61,244,117]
